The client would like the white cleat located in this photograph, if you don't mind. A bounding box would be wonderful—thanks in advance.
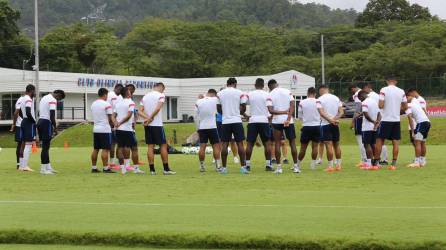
[19,167,35,172]
[200,166,206,173]
[163,170,177,175]
[274,168,283,175]
[121,167,127,175]
[40,169,54,175]
[46,166,58,174]
[293,166,302,174]
[133,169,145,174]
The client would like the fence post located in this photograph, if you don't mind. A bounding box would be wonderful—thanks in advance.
[72,107,75,120]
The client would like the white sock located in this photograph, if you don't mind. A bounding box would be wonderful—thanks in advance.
[328,160,334,167]
[356,135,367,160]
[200,161,205,167]
[381,145,388,161]
[92,165,97,170]
[19,158,24,169]
[296,160,301,167]
[23,143,32,168]
[336,159,342,166]
[216,159,222,169]
[367,159,372,166]
[41,164,46,171]
[420,157,426,164]
[277,164,282,170]
[111,158,116,164]
[246,160,251,167]
[311,160,317,166]
[266,160,271,167]
[120,164,124,170]
[134,164,139,170]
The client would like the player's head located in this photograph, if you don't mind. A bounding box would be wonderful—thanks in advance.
[362,82,373,93]
[114,84,124,95]
[267,79,278,91]
[154,82,165,92]
[318,85,329,95]
[349,84,359,95]
[406,88,419,98]
[307,87,317,97]
[255,78,264,89]
[25,84,36,97]
[358,90,368,102]
[207,89,217,97]
[227,77,237,88]
[53,90,66,101]
[386,76,397,85]
[98,88,108,100]
[120,86,131,98]
[406,91,415,102]
[126,84,136,95]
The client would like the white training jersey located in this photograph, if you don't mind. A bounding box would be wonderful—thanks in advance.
[15,96,25,126]
[217,87,247,124]
[20,95,35,120]
[316,93,342,126]
[140,90,165,127]
[91,99,112,133]
[268,87,294,125]
[107,91,123,112]
[195,97,219,130]
[39,94,57,121]
[298,97,321,127]
[353,89,361,103]
[379,85,407,122]
[361,97,380,131]
[247,89,270,124]
[368,91,380,104]
[408,96,427,129]
[406,99,430,125]
[115,98,135,132]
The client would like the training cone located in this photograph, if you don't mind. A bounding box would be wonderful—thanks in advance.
[32,142,38,154]
[64,141,69,151]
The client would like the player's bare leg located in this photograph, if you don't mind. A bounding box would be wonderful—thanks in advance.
[273,130,283,174]
[324,141,335,172]
[333,141,342,171]
[147,144,155,174]
[230,141,239,164]
[120,147,131,174]
[198,143,207,172]
[212,143,222,171]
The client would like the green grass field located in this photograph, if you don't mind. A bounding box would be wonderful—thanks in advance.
[1,140,446,249]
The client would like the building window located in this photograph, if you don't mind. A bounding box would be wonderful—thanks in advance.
[1,93,21,120]
[166,97,179,120]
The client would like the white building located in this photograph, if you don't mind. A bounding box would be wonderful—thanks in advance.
[0,67,315,125]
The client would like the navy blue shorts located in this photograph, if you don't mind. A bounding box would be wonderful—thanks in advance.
[272,123,296,141]
[362,131,376,145]
[247,123,271,143]
[20,118,36,142]
[216,122,223,138]
[15,127,22,143]
[415,121,431,140]
[221,123,245,142]
[116,130,137,148]
[111,130,117,143]
[94,133,112,150]
[198,129,220,145]
[144,126,167,145]
[300,126,321,144]
[320,124,340,142]
[354,116,363,135]
[377,121,401,140]
[37,119,53,142]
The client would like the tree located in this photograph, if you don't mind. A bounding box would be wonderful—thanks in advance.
[356,0,434,27]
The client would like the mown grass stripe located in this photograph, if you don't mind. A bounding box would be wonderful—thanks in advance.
[1,200,446,210]
[0,230,445,249]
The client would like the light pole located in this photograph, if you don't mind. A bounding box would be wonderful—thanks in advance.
[321,34,325,85]
[34,0,40,114]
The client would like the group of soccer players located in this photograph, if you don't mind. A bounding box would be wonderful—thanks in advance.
[10,75,430,175]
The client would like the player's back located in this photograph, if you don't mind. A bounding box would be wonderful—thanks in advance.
[409,99,429,124]
[115,98,135,131]
[196,97,218,129]
[247,89,270,123]
[39,94,57,120]
[368,91,380,104]
[20,95,35,120]
[15,96,24,126]
[317,93,341,125]
[299,98,320,126]
[269,87,294,124]
[217,87,245,124]
[141,91,165,126]
[380,85,406,122]
[91,99,112,133]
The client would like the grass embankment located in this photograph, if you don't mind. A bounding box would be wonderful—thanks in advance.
[1,118,445,148]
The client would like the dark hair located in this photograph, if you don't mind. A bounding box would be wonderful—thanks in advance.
[208,89,217,95]
[362,82,372,89]
[114,83,124,90]
[349,84,358,91]
[53,89,65,100]
[154,82,165,89]
[255,78,264,88]
[407,87,417,93]
[98,88,108,97]
[307,87,317,96]
[26,84,35,92]
[120,86,130,97]
[267,79,277,88]
[318,85,328,90]
[126,83,135,90]
[358,90,368,100]
[386,75,397,81]
[227,77,237,86]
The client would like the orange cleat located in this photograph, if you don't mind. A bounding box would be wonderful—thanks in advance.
[371,166,380,171]
[325,167,335,173]
[360,164,371,170]
[356,162,364,168]
[335,165,342,171]
[388,165,397,171]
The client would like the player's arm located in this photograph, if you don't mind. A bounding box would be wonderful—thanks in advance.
[107,114,115,127]
[146,101,163,125]
[25,106,36,124]
[10,108,20,132]
[138,105,149,120]
[335,104,344,121]
[284,100,295,126]
[240,103,247,116]
[117,111,133,128]
[378,100,384,109]
[317,107,335,124]
[374,112,382,131]
[363,111,374,123]
[50,110,57,135]
[267,106,288,115]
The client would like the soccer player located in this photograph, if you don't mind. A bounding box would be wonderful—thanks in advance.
[297,87,321,170]
[362,83,388,165]
[217,77,248,174]
[373,76,408,170]
[107,83,124,168]
[358,90,380,170]
[37,90,66,174]
[139,82,176,175]
[91,88,116,173]
[267,79,300,174]
[317,85,344,172]
[406,93,430,168]
[114,86,144,174]
[216,101,240,165]
[195,89,222,172]
[19,84,37,172]
[127,83,142,171]
[406,88,428,165]
[11,94,25,169]
[245,78,273,172]
[349,84,367,168]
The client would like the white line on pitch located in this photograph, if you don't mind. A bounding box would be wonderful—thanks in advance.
[0,200,445,209]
